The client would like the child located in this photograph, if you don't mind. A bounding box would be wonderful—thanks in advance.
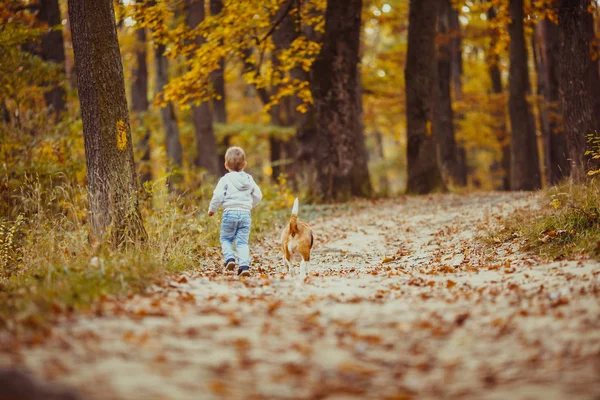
[208,146,262,277]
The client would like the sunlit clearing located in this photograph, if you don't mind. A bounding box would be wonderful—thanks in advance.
[373,9,381,16]
[480,13,487,21]
[377,69,386,77]
[382,4,392,13]
[462,6,470,12]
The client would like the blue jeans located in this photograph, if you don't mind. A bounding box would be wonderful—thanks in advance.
[220,210,252,267]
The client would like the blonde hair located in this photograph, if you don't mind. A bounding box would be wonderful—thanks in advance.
[225,146,246,171]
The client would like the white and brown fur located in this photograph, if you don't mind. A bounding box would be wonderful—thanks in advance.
[281,198,314,278]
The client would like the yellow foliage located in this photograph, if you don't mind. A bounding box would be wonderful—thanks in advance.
[116,120,128,151]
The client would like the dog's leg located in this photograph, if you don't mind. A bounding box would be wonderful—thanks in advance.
[283,255,293,277]
[300,259,307,279]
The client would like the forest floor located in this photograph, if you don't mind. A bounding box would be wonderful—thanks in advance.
[1,192,600,399]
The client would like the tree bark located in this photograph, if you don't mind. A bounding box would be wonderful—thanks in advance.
[131,4,151,185]
[37,0,67,117]
[435,0,461,186]
[155,43,183,191]
[508,0,541,190]
[558,0,600,181]
[310,0,372,201]
[68,0,146,245]
[186,0,220,176]
[405,0,444,194]
[534,19,569,185]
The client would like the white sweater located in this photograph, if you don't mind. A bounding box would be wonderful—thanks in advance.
[208,171,262,213]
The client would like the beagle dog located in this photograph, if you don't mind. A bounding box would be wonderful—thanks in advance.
[280,198,314,278]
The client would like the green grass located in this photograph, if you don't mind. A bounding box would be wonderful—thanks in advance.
[489,180,600,260]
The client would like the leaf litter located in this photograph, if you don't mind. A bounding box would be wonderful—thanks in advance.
[1,193,600,399]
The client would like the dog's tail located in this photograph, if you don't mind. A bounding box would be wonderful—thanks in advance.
[290,198,299,234]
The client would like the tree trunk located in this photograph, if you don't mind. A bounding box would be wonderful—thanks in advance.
[131,4,151,185]
[487,5,510,191]
[405,0,444,194]
[310,0,372,201]
[209,0,228,174]
[558,0,600,181]
[37,0,67,117]
[435,0,460,186]
[155,43,183,191]
[186,0,220,176]
[508,0,540,190]
[534,19,569,185]
[68,0,146,245]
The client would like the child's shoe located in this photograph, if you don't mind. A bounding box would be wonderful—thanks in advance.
[224,259,236,272]
[237,266,250,277]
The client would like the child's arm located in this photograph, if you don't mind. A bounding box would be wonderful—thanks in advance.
[251,181,262,208]
[208,178,227,215]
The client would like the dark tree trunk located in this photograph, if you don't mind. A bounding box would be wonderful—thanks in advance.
[209,0,228,174]
[449,3,468,186]
[155,43,183,191]
[68,0,146,245]
[435,0,460,186]
[508,0,541,190]
[558,0,600,181]
[534,19,569,185]
[131,4,151,185]
[405,0,444,194]
[487,5,510,190]
[186,0,220,176]
[310,0,372,201]
[37,0,67,117]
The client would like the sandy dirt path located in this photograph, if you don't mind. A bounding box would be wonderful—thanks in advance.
[2,193,600,399]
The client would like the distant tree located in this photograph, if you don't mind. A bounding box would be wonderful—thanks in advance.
[131,0,151,185]
[435,0,462,187]
[310,0,372,200]
[68,0,146,245]
[448,2,467,186]
[35,0,66,117]
[487,4,510,191]
[155,43,183,191]
[533,18,569,184]
[558,0,600,181]
[209,0,228,174]
[186,0,220,176]
[405,0,444,194]
[508,0,540,190]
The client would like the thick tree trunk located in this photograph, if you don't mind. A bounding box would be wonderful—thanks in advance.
[487,5,510,191]
[405,0,444,194]
[155,43,183,190]
[131,6,151,185]
[186,0,220,176]
[37,0,67,117]
[68,0,146,245]
[508,0,541,190]
[558,0,600,181]
[534,20,569,185]
[310,0,372,201]
[435,0,460,186]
